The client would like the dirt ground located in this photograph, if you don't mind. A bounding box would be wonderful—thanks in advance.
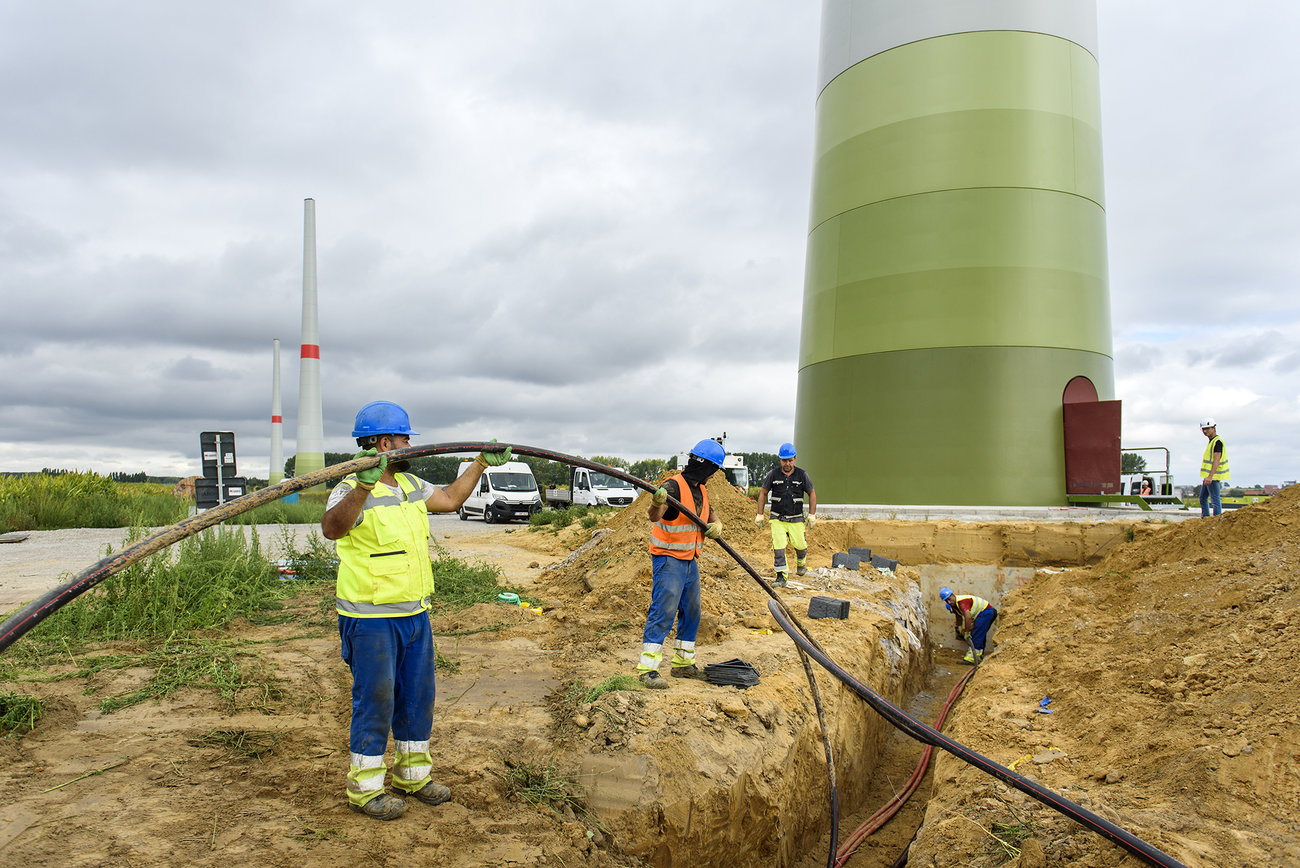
[0,483,1296,866]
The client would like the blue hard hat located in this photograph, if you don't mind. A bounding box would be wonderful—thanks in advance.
[689,438,726,467]
[351,401,418,438]
[939,587,954,601]
[778,442,797,460]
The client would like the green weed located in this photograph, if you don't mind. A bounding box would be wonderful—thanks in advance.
[193,728,281,760]
[0,691,43,737]
[576,675,643,704]
[498,758,599,826]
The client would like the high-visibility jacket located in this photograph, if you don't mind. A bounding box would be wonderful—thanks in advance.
[955,595,991,619]
[335,473,434,618]
[1200,436,1229,481]
[649,473,708,561]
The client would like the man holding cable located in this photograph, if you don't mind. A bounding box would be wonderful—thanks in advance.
[322,400,510,820]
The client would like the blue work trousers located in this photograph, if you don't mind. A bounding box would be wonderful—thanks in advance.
[643,555,701,646]
[1200,480,1223,516]
[970,607,997,653]
[339,613,436,756]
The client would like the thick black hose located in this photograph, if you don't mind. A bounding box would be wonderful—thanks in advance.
[766,598,1188,868]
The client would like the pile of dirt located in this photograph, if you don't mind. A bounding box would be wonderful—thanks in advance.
[906,485,1300,867]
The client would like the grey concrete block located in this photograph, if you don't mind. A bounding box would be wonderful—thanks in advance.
[848,546,871,560]
[871,554,899,571]
[831,552,861,570]
[808,596,850,619]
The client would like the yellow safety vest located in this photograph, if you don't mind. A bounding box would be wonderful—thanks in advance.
[956,595,990,618]
[1200,436,1229,481]
[335,473,434,618]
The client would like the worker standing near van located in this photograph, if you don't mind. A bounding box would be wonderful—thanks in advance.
[753,442,816,588]
[939,587,996,664]
[322,400,510,820]
[638,439,725,689]
[1199,417,1229,517]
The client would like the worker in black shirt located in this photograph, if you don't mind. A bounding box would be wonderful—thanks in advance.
[754,442,816,588]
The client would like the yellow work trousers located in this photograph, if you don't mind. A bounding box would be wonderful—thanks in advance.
[770,519,807,574]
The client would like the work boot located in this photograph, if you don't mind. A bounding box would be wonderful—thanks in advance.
[669,664,707,680]
[398,781,451,806]
[773,574,788,588]
[796,565,808,577]
[962,650,984,664]
[639,671,669,689]
[350,793,406,821]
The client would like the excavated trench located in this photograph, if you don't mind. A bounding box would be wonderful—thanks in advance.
[551,517,1141,867]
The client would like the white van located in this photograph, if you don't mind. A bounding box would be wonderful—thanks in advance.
[457,460,543,524]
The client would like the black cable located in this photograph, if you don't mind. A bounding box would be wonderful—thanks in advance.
[766,598,1188,868]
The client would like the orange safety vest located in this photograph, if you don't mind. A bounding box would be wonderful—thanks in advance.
[649,473,709,561]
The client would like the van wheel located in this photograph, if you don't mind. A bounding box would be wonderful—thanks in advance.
[458,507,468,521]
[483,507,495,524]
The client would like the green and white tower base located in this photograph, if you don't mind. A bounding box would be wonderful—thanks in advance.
[795,0,1114,506]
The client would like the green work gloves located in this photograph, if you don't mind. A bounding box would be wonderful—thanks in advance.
[475,440,512,468]
[753,513,766,528]
[704,521,723,540]
[354,449,387,487]
[651,487,668,507]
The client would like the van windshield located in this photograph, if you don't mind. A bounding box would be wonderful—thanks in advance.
[590,472,626,489]
[489,472,536,492]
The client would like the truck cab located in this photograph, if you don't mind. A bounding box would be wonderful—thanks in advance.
[576,468,636,506]
[457,460,543,523]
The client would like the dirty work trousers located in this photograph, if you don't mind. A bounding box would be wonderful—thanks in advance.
[339,613,436,806]
[638,554,701,673]
[769,518,808,575]
[969,607,997,653]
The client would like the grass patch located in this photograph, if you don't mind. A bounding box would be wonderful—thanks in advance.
[277,528,340,583]
[0,690,43,737]
[0,471,186,532]
[91,637,285,714]
[28,526,301,643]
[428,556,532,615]
[193,728,281,760]
[573,674,643,704]
[527,505,616,532]
[222,499,326,525]
[498,758,600,827]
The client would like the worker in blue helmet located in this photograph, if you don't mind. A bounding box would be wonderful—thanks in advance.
[940,586,997,664]
[754,442,817,588]
[637,439,725,688]
[322,400,511,820]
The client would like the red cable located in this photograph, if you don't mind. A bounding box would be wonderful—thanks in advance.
[834,665,978,866]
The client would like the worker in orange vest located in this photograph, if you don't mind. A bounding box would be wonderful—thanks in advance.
[637,439,724,688]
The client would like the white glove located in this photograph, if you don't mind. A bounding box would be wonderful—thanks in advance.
[806,514,818,527]
[754,513,766,528]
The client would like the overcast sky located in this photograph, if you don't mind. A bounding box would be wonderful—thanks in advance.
[2,2,1296,490]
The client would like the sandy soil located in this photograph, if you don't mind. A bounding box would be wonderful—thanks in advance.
[0,484,1295,866]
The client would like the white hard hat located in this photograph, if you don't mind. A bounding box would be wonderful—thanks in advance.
[1199,417,1216,429]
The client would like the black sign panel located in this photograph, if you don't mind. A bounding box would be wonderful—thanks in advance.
[200,431,237,479]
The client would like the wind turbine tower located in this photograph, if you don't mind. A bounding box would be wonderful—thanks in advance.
[269,338,284,485]
[294,198,325,488]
